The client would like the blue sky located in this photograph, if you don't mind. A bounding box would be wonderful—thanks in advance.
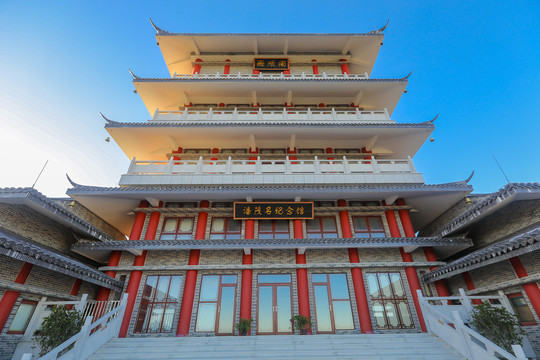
[1,1,539,197]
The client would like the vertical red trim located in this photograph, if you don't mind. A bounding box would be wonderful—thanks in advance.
[423,247,450,297]
[510,257,540,317]
[240,220,254,333]
[224,59,230,75]
[339,59,350,74]
[70,279,82,296]
[177,200,210,336]
[462,272,483,305]
[193,58,202,74]
[287,147,297,164]
[0,262,33,331]
[129,201,149,241]
[294,219,311,334]
[338,199,372,333]
[120,202,161,338]
[311,59,319,75]
[384,205,426,332]
[96,251,122,301]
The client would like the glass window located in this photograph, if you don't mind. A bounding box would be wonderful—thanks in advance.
[298,148,324,154]
[135,275,183,333]
[352,216,385,238]
[165,202,197,208]
[7,300,37,334]
[334,149,361,154]
[306,217,338,239]
[508,293,537,325]
[195,275,238,334]
[260,148,286,154]
[184,149,211,154]
[221,148,247,154]
[258,274,292,283]
[159,217,194,240]
[210,217,241,239]
[312,274,354,331]
[258,220,289,239]
[366,272,414,330]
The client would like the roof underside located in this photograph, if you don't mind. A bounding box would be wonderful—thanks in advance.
[105,121,433,161]
[67,182,472,236]
[134,79,406,116]
[157,33,384,76]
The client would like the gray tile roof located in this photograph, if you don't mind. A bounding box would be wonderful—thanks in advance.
[0,187,115,242]
[0,229,122,291]
[132,77,407,83]
[437,183,540,236]
[423,226,540,283]
[72,236,471,252]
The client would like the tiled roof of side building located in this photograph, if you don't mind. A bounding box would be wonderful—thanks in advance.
[0,187,116,242]
[0,228,122,291]
[423,225,540,283]
[437,183,540,236]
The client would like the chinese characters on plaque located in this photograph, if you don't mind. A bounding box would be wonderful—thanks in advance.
[234,202,314,220]
[253,58,289,71]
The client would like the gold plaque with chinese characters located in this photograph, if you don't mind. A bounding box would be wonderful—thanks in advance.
[234,202,314,220]
[253,58,289,71]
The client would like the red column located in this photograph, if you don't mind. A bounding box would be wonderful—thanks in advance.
[177,200,210,336]
[193,58,202,74]
[339,59,350,75]
[287,147,297,164]
[0,262,33,331]
[211,147,219,165]
[338,199,372,333]
[384,204,426,332]
[326,147,334,164]
[423,247,450,297]
[311,59,319,75]
[70,278,82,296]
[96,251,122,301]
[510,257,540,317]
[224,59,230,75]
[294,219,311,334]
[119,201,160,338]
[462,272,483,305]
[240,220,254,333]
[248,147,258,165]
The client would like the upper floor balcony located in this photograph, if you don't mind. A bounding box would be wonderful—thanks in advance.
[151,107,391,123]
[171,71,369,80]
[118,155,424,187]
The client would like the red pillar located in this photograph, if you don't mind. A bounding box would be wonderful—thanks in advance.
[509,257,540,317]
[96,251,122,301]
[248,147,258,164]
[177,200,210,336]
[287,147,297,164]
[339,59,350,75]
[338,199,372,333]
[311,59,319,75]
[119,201,160,338]
[240,219,254,333]
[0,262,33,331]
[462,271,483,305]
[294,218,311,333]
[70,278,82,296]
[423,247,450,297]
[384,204,426,332]
[224,59,230,75]
[193,58,202,74]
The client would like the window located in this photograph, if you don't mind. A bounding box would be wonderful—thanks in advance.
[165,202,197,208]
[366,272,414,330]
[260,148,286,154]
[210,217,241,239]
[134,275,183,333]
[184,149,211,154]
[160,217,194,240]
[508,293,536,325]
[352,216,385,238]
[349,201,381,207]
[211,202,233,208]
[195,275,238,334]
[258,220,289,239]
[7,300,37,334]
[334,149,361,154]
[221,148,247,154]
[298,148,324,154]
[314,201,335,207]
[306,217,338,239]
[312,274,354,332]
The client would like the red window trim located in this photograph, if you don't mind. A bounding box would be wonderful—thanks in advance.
[210,217,241,239]
[306,216,338,238]
[352,216,385,238]
[258,220,290,239]
[7,299,38,334]
[159,217,195,240]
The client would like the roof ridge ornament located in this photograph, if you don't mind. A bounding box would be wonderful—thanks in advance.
[149,18,168,35]
[370,20,389,34]
[66,174,80,187]
[128,68,140,79]
[403,71,413,80]
[100,112,122,126]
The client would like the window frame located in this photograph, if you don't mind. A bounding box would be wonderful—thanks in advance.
[210,217,242,240]
[508,292,537,326]
[351,216,386,238]
[7,299,38,334]
[159,217,195,240]
[306,216,338,239]
[258,220,290,239]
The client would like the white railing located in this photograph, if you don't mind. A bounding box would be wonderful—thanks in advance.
[417,289,529,360]
[151,107,391,122]
[172,71,369,80]
[126,156,417,176]
[31,293,128,360]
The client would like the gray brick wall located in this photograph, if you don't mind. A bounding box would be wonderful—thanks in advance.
[358,248,402,262]
[199,250,242,265]
[254,249,295,264]
[307,249,348,263]
[469,261,516,289]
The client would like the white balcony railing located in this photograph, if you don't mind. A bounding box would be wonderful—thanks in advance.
[119,156,424,186]
[172,71,369,80]
[151,107,391,123]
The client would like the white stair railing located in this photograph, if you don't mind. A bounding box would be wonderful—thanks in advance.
[417,290,528,360]
[24,293,128,360]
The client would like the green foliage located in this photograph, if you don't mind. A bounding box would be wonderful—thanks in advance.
[235,318,252,335]
[34,305,84,356]
[470,301,525,353]
[293,315,311,331]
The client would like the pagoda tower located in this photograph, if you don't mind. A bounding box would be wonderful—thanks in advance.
[68,21,473,338]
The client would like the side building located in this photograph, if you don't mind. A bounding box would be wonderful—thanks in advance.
[420,183,540,355]
[0,188,125,359]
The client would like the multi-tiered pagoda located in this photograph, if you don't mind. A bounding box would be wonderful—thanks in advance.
[67,21,475,338]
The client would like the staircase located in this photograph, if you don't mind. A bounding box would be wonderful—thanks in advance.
[90,333,464,360]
